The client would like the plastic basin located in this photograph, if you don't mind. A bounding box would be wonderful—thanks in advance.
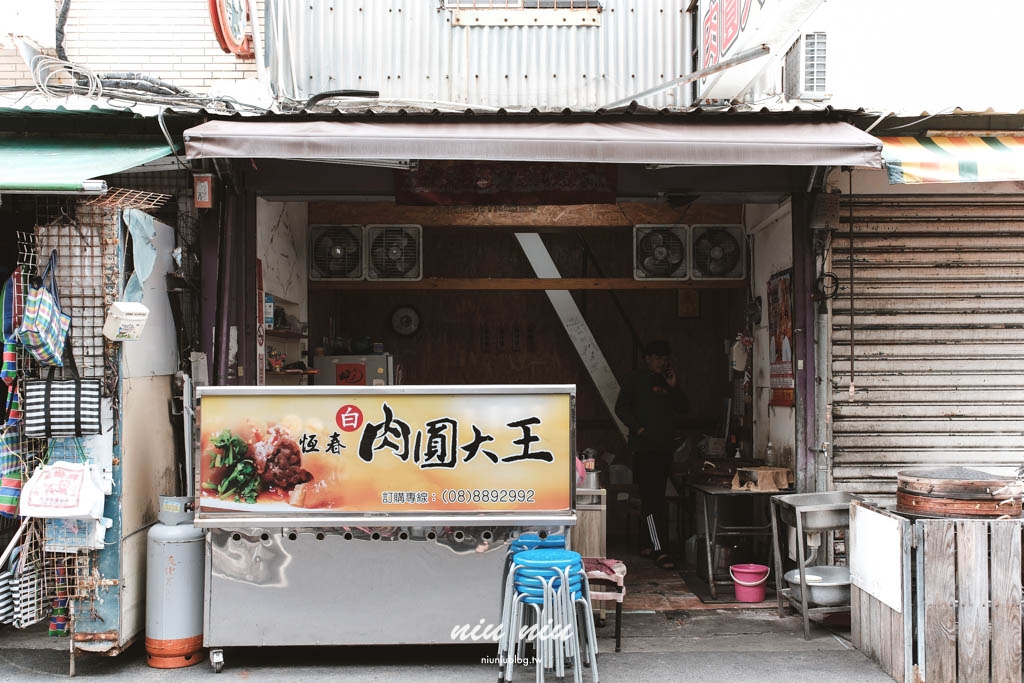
[784,565,850,606]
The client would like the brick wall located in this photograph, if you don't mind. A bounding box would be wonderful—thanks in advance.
[0,0,261,92]
[0,47,38,87]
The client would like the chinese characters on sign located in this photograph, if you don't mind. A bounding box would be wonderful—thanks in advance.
[198,391,572,514]
[289,403,555,468]
[700,0,758,76]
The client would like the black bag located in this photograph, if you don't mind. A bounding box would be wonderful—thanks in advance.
[21,330,101,438]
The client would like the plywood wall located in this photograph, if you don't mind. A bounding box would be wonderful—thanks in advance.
[306,202,745,458]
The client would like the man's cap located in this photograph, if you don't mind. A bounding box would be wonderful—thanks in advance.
[643,340,671,356]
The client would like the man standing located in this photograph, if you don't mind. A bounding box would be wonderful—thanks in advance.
[615,340,687,569]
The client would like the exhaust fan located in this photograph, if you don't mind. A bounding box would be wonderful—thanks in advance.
[309,224,365,280]
[690,225,746,280]
[633,224,689,280]
[366,224,423,281]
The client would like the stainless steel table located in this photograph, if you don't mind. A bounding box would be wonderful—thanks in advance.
[687,483,778,599]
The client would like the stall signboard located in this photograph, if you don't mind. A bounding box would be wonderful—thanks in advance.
[196,387,573,515]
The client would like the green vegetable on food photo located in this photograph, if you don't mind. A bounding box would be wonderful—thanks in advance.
[204,429,263,503]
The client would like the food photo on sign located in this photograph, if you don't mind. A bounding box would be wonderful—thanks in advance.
[197,393,572,514]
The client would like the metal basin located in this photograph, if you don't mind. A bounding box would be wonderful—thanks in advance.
[784,566,850,606]
[775,491,860,530]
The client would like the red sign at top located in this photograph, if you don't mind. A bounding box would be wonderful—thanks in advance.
[209,0,254,58]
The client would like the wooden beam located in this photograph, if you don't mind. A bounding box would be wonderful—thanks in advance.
[309,277,746,291]
[308,201,743,228]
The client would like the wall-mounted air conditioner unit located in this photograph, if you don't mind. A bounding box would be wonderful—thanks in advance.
[784,32,828,101]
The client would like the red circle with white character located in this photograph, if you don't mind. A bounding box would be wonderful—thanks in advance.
[336,405,364,432]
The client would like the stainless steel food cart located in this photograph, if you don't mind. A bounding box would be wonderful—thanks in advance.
[195,384,576,672]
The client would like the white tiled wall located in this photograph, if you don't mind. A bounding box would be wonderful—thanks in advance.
[0,0,261,92]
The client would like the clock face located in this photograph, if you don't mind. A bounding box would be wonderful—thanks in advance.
[391,306,421,336]
[224,0,247,43]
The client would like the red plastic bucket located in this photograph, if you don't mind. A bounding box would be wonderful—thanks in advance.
[729,563,770,602]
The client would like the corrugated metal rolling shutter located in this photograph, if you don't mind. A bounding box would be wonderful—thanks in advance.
[831,195,1024,498]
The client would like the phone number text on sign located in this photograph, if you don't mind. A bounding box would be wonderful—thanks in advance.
[441,489,536,504]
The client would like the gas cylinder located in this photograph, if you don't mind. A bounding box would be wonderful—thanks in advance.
[145,496,205,668]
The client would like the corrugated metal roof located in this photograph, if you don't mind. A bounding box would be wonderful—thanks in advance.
[0,88,854,118]
[266,0,691,111]
[0,94,153,116]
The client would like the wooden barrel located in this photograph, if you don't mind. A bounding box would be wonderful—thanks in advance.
[896,467,1022,518]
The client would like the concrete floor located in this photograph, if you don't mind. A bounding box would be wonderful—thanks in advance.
[0,551,892,681]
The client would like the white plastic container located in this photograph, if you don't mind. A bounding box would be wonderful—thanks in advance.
[102,301,150,341]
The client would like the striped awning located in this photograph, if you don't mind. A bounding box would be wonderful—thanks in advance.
[881,136,1024,184]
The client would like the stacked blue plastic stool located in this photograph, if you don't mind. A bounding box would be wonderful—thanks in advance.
[498,545,599,683]
[509,533,566,554]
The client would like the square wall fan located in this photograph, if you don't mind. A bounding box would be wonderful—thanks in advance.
[633,224,689,280]
[366,224,423,281]
[309,224,365,280]
[690,224,746,280]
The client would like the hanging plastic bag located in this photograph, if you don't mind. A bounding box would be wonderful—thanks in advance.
[16,251,71,367]
[20,441,104,520]
[21,332,100,439]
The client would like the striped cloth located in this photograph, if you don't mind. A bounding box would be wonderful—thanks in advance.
[0,428,21,518]
[1,346,14,385]
[881,136,1024,184]
[4,386,20,428]
[0,475,21,519]
[1,268,22,393]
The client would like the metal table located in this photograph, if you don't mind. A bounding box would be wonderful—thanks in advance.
[769,492,860,640]
[687,483,778,599]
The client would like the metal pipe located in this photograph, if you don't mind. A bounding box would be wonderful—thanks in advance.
[0,517,30,569]
[815,299,830,492]
[214,187,235,385]
[246,0,267,85]
[847,170,855,398]
[601,44,770,109]
[793,193,817,492]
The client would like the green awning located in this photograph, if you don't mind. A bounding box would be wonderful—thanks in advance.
[0,137,173,193]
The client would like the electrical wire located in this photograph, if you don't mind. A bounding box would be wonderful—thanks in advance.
[158,106,189,170]
[815,272,840,300]
[18,54,274,116]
